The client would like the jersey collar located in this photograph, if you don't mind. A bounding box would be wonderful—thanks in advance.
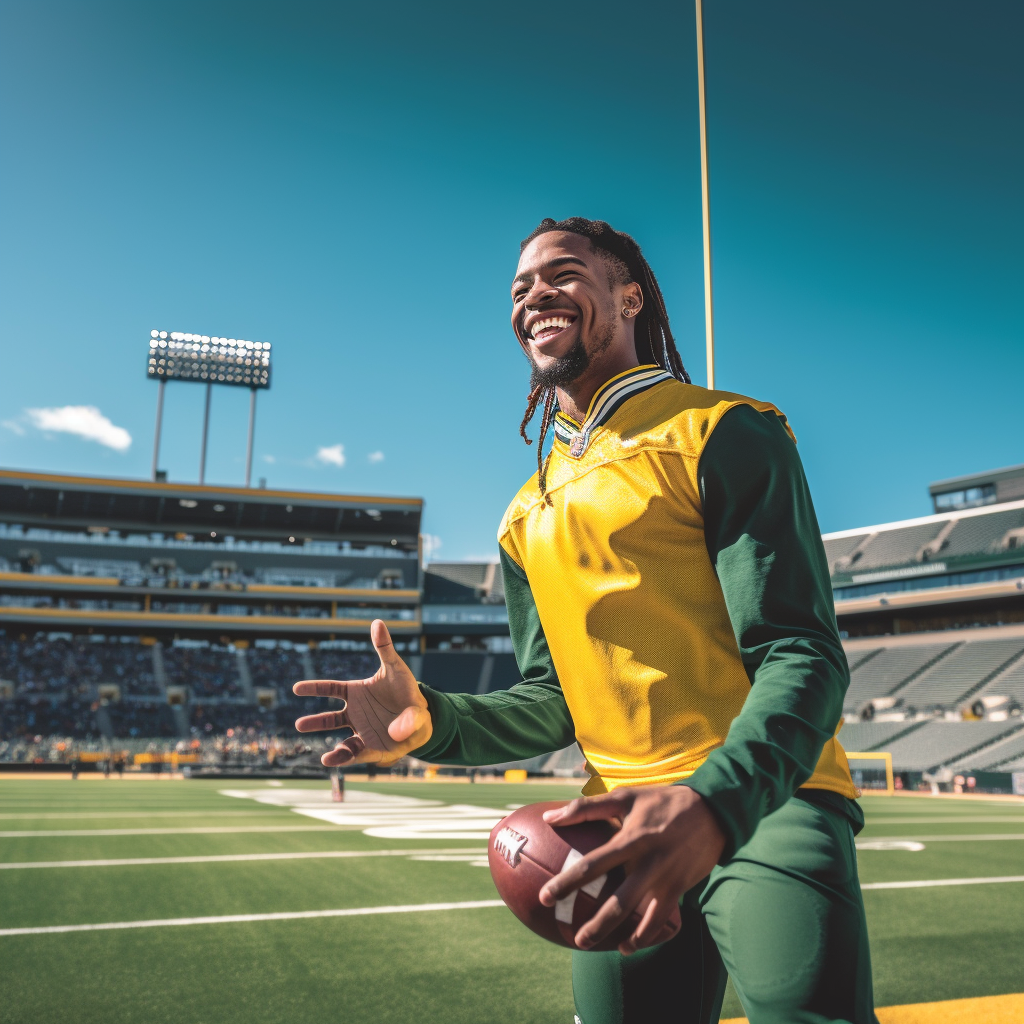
[552,364,674,459]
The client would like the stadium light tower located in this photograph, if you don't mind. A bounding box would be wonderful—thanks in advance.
[147,330,272,486]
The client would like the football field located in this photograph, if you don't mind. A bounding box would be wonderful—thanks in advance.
[1,777,1022,1024]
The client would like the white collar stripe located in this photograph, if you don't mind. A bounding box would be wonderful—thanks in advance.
[552,367,674,458]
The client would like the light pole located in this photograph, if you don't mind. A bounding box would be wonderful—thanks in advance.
[147,331,272,488]
[695,0,716,390]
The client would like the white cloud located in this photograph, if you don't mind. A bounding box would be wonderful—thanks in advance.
[367,450,385,463]
[25,405,132,452]
[262,454,276,464]
[1,420,26,436]
[421,533,443,560]
[316,444,346,467]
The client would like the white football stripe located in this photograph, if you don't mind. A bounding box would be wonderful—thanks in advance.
[554,891,577,924]
[0,900,507,938]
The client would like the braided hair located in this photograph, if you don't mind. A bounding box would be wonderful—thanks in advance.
[517,217,691,499]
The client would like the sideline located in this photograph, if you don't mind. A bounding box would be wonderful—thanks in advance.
[725,991,1024,1023]
[0,900,507,937]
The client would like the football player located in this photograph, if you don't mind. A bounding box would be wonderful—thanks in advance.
[295,218,878,1024]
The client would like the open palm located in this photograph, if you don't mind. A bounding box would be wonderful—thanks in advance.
[293,619,432,767]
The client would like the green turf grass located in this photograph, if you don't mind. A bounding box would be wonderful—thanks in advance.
[1,781,1022,1023]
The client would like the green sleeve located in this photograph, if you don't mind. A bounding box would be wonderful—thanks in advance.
[682,405,850,860]
[410,548,577,765]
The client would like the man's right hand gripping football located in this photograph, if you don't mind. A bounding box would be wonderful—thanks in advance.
[293,619,432,766]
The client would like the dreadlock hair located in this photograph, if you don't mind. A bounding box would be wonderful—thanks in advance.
[517,217,692,501]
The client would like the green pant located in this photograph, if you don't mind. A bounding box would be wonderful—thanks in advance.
[571,794,877,1024]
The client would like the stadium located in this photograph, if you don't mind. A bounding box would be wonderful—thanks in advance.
[5,461,1024,791]
[2,4,1022,1024]
[2,453,1024,1022]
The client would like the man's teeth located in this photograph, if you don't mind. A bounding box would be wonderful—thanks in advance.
[531,316,573,339]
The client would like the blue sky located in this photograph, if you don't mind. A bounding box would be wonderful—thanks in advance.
[1,1,1021,560]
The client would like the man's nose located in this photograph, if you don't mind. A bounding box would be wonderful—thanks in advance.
[524,277,558,308]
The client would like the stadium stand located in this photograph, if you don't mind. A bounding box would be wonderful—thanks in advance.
[970,648,1024,704]
[880,720,1022,772]
[947,726,1024,771]
[162,643,243,700]
[843,642,957,712]
[834,720,921,752]
[6,463,1024,790]
[894,637,1024,709]
[249,644,309,705]
[939,506,1024,559]
[106,700,176,739]
[841,522,948,573]
[0,696,96,739]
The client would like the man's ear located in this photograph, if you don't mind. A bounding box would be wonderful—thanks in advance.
[621,281,644,317]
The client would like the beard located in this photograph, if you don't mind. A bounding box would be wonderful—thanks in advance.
[528,311,617,391]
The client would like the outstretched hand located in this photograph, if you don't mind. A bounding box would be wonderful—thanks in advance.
[538,785,726,954]
[293,619,432,767]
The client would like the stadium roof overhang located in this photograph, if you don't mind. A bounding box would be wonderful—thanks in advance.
[0,605,421,639]
[834,576,1024,618]
[0,469,422,547]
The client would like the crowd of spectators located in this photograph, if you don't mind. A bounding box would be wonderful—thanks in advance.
[0,696,98,740]
[163,644,243,699]
[105,700,177,739]
[0,637,384,744]
[249,646,308,709]
[0,636,157,696]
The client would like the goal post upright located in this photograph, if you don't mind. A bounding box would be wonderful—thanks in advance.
[695,0,716,390]
[846,752,895,796]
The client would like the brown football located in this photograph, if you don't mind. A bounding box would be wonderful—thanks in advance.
[487,800,643,952]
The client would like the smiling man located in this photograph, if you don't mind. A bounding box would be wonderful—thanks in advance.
[295,218,878,1024]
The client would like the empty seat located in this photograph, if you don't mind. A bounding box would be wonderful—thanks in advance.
[896,638,1024,709]
[843,643,956,711]
[884,720,1019,771]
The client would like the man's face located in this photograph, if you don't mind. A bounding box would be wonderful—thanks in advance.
[511,232,620,386]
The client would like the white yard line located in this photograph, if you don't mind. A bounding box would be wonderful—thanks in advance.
[0,825,352,838]
[4,875,1023,938]
[0,811,293,820]
[859,833,1024,843]
[0,848,486,870]
[862,875,1024,890]
[861,817,1024,825]
[0,900,507,937]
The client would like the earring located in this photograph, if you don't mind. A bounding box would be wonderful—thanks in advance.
[622,307,637,318]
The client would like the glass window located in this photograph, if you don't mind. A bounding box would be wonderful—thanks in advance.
[934,484,996,511]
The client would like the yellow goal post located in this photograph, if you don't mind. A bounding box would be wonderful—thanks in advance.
[845,751,894,795]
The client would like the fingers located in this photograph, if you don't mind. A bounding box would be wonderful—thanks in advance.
[292,680,350,699]
[322,734,366,767]
[542,789,633,827]
[573,868,648,950]
[370,619,402,670]
[295,710,349,734]
[620,896,681,955]
[539,831,635,907]
[388,705,430,744]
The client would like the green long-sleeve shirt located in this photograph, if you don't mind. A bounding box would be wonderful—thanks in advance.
[413,404,860,857]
